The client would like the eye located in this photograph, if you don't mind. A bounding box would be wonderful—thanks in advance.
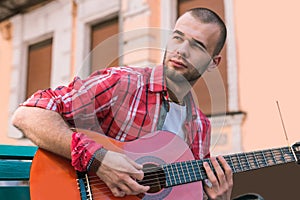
[191,41,207,53]
[173,35,183,41]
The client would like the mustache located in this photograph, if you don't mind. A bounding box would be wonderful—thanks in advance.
[163,50,192,67]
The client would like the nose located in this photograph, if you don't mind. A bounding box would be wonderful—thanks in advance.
[176,40,190,58]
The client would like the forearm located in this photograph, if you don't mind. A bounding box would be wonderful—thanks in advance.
[12,106,73,159]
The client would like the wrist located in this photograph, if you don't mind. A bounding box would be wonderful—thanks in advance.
[87,148,108,173]
[71,132,103,172]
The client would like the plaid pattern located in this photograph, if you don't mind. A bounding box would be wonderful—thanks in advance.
[22,65,211,159]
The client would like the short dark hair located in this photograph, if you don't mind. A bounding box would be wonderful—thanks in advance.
[187,7,227,55]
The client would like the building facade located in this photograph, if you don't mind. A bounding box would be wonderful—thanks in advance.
[1,0,245,154]
[1,0,300,198]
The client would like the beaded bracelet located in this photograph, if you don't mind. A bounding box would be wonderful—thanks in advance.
[71,132,103,172]
[87,148,108,173]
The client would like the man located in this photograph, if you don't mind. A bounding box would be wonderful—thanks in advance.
[12,8,233,199]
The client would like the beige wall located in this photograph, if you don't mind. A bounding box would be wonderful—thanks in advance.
[235,0,300,151]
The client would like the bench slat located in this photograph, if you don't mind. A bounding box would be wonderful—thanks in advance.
[0,145,37,160]
[0,160,32,180]
[0,186,30,200]
[0,144,36,199]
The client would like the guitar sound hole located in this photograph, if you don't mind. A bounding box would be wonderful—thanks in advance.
[139,163,166,193]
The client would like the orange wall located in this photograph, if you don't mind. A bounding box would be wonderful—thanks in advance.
[235,0,300,151]
[0,22,16,144]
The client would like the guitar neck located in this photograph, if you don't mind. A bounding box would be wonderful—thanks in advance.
[162,146,296,188]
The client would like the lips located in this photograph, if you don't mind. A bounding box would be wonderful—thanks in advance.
[169,59,188,69]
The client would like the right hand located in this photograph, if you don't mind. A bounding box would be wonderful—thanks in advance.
[96,150,150,197]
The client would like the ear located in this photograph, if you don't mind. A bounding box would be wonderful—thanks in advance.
[207,55,221,72]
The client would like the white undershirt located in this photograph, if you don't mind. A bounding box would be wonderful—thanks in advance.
[162,102,187,141]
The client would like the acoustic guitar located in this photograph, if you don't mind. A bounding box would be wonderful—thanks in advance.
[30,130,300,200]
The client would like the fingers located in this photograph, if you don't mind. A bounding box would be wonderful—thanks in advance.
[120,176,150,195]
[211,157,226,186]
[97,151,150,197]
[105,171,150,197]
[218,156,233,187]
[203,159,220,191]
[126,157,145,181]
[110,186,126,197]
[203,156,232,186]
[127,157,143,170]
[203,156,233,199]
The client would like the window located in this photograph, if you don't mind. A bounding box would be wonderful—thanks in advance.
[90,17,119,72]
[26,38,52,99]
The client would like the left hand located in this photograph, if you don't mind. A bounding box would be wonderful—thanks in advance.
[202,156,233,200]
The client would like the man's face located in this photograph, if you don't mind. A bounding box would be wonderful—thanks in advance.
[164,12,221,83]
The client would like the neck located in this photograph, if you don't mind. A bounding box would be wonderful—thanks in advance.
[167,90,185,105]
[166,78,195,105]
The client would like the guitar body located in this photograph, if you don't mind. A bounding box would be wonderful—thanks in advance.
[30,131,203,200]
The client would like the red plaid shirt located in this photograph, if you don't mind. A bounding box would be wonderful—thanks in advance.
[22,65,211,159]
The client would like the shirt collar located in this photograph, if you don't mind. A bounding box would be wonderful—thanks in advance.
[149,65,199,120]
[149,65,167,93]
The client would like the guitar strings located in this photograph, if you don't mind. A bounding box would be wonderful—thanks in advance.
[82,152,292,200]
[77,149,295,198]
[87,147,294,186]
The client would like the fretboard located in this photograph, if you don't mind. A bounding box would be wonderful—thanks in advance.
[162,146,296,188]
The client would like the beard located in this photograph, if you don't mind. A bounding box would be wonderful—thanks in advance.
[162,51,204,84]
[164,65,201,83]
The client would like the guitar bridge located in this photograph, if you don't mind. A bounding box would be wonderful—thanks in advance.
[76,171,93,200]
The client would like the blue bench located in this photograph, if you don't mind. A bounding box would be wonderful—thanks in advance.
[0,144,37,200]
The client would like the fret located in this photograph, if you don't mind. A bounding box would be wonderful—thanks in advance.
[195,160,205,180]
[236,153,244,171]
[281,147,295,162]
[255,151,267,167]
[179,162,187,183]
[196,159,212,180]
[229,156,236,173]
[168,164,177,186]
[263,150,271,166]
[265,149,276,166]
[262,150,270,165]
[245,152,258,170]
[194,159,213,181]
[245,153,251,169]
[229,156,237,172]
[182,161,191,183]
[279,148,287,163]
[163,165,174,186]
[252,151,261,168]
[236,154,243,170]
[272,149,280,164]
[272,149,284,164]
[186,161,197,181]
[270,149,278,165]
[163,165,168,186]
[241,153,251,170]
[193,161,201,180]
[271,149,278,164]
[230,155,242,172]
[224,156,236,173]
[262,150,269,166]
[162,165,171,187]
[280,148,289,162]
[174,163,182,185]
[207,159,214,170]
